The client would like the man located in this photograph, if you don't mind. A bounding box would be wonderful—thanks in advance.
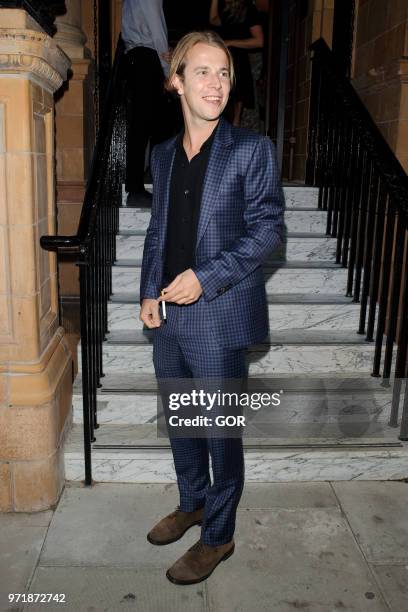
[140,30,284,585]
[121,0,171,205]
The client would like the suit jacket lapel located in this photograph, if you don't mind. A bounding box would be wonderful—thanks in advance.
[157,137,177,251]
[195,118,234,250]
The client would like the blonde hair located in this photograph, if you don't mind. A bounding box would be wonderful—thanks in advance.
[165,30,235,93]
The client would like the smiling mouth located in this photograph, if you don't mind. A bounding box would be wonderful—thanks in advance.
[203,96,222,105]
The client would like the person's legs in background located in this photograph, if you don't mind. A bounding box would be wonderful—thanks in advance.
[125,47,165,205]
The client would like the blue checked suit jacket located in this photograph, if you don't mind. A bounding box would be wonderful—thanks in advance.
[140,116,285,349]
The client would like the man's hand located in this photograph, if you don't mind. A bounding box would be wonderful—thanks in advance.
[160,47,173,64]
[140,298,161,328]
[158,269,203,305]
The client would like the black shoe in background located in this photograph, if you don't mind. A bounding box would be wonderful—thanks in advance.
[144,167,153,184]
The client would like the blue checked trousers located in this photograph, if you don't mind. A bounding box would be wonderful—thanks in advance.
[153,299,246,546]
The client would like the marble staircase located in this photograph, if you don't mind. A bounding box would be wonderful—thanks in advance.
[66,186,408,483]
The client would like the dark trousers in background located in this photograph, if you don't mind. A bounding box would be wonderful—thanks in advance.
[124,46,168,193]
[153,301,246,546]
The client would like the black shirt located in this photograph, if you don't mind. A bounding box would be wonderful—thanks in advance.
[163,123,218,284]
[218,0,262,40]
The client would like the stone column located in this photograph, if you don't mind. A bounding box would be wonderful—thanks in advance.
[111,0,123,56]
[0,8,72,511]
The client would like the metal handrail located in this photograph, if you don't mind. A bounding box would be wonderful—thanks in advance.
[42,37,126,255]
[306,38,408,441]
[307,39,408,212]
[40,37,127,484]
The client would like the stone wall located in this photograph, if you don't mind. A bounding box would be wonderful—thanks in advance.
[352,0,408,172]
[284,0,408,181]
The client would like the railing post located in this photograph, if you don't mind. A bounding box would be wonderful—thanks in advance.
[358,171,380,334]
[390,213,408,435]
[372,204,396,377]
[383,216,405,379]
[306,48,321,186]
[399,386,408,440]
[366,183,387,341]
[78,257,93,486]
[340,127,359,267]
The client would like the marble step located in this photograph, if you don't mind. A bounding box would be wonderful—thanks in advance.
[64,423,408,483]
[74,371,395,393]
[102,329,377,346]
[74,371,396,395]
[124,185,320,209]
[118,207,327,233]
[130,183,319,208]
[111,262,349,295]
[72,386,395,426]
[115,233,337,262]
[282,186,319,208]
[69,422,400,447]
[107,301,361,332]
[109,292,356,305]
[73,393,159,425]
[81,330,380,375]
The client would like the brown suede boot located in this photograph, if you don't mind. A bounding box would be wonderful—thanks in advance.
[166,539,235,585]
[147,506,204,545]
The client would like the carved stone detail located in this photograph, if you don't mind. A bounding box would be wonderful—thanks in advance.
[0,27,70,91]
[54,21,87,59]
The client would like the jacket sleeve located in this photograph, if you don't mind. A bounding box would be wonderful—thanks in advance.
[192,136,285,302]
[139,146,161,303]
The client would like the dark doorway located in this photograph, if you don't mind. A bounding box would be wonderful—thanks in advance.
[164,0,211,44]
[332,0,356,77]
[97,0,112,115]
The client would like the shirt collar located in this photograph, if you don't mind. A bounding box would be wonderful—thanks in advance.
[176,121,219,153]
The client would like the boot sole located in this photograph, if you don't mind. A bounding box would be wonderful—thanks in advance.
[147,520,203,546]
[165,543,235,585]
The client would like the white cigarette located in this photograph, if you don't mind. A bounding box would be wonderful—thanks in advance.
[161,291,167,322]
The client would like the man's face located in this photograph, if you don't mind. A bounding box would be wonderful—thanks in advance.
[174,43,231,123]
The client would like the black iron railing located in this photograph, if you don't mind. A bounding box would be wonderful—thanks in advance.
[306,38,408,441]
[40,38,127,484]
